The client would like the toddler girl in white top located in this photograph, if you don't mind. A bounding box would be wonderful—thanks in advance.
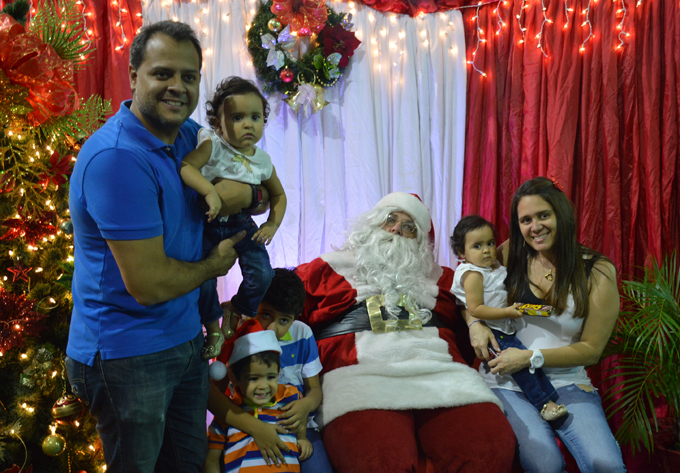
[180,77,286,360]
[450,215,567,421]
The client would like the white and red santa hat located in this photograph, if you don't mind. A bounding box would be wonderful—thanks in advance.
[222,319,282,366]
[373,192,435,241]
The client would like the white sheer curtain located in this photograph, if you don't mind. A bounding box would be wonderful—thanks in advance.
[143,0,467,298]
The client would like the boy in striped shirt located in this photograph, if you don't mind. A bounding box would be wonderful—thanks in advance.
[204,320,312,473]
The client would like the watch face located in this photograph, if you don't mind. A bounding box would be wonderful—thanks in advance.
[531,351,544,368]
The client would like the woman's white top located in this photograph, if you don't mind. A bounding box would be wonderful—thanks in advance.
[197,127,273,186]
[451,263,516,335]
[478,291,593,391]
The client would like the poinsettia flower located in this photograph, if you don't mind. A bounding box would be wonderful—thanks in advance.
[321,24,361,68]
[38,151,73,189]
[271,0,328,36]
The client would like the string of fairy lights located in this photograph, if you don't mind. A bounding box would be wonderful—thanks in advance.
[136,0,639,82]
[465,0,638,79]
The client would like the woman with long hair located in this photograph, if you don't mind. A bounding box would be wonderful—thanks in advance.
[465,177,625,472]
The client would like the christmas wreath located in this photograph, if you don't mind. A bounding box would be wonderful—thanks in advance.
[247,0,360,113]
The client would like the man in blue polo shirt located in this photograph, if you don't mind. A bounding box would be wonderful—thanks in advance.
[66,20,243,473]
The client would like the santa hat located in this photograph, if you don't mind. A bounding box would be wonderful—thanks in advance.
[221,319,282,366]
[373,192,434,240]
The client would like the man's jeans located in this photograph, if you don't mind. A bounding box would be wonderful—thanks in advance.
[199,211,273,321]
[65,332,209,473]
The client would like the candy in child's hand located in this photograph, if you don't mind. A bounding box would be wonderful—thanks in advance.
[517,303,554,316]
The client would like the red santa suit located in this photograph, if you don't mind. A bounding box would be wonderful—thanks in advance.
[297,250,517,473]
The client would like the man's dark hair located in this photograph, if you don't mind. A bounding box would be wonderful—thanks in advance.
[230,351,281,380]
[205,76,270,130]
[261,268,306,317]
[129,20,202,71]
[450,215,496,258]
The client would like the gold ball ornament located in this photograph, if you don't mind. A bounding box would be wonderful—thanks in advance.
[52,393,84,425]
[268,18,281,32]
[42,433,66,456]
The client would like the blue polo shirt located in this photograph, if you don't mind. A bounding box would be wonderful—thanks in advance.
[67,101,204,366]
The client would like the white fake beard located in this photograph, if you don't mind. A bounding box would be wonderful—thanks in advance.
[348,228,435,323]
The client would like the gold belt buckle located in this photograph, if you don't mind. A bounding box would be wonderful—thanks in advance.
[366,294,423,334]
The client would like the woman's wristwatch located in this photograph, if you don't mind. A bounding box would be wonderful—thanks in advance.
[529,349,544,374]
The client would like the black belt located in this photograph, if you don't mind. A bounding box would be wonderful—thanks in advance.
[313,301,446,340]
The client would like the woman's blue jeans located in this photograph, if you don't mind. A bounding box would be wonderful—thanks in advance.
[199,211,273,321]
[65,332,210,473]
[494,384,626,473]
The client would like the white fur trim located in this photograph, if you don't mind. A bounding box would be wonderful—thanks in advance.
[374,192,431,233]
[317,328,503,427]
[321,250,443,309]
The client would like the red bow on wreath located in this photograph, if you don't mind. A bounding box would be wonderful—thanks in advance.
[271,0,328,36]
[0,14,79,126]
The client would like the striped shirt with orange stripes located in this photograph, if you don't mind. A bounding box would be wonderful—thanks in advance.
[208,384,302,473]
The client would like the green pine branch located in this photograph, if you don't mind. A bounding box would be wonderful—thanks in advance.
[27,0,94,70]
[36,95,111,145]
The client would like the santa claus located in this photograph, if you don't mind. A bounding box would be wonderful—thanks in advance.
[297,192,516,473]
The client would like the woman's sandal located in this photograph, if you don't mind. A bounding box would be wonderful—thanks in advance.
[201,331,225,360]
[541,403,568,422]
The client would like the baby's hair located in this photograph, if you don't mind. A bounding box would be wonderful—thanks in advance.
[450,215,496,258]
[230,351,281,381]
[205,76,270,131]
[261,268,306,317]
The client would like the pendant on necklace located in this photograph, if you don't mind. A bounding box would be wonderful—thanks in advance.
[545,269,554,282]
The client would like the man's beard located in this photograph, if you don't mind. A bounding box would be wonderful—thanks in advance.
[347,227,435,323]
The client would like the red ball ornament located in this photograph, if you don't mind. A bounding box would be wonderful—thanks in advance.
[52,393,84,425]
[280,69,294,83]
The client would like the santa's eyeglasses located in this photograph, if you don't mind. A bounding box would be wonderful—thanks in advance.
[384,213,417,236]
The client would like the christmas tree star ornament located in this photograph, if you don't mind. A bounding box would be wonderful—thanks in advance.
[7,261,32,283]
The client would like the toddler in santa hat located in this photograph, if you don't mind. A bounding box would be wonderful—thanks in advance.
[203,319,312,473]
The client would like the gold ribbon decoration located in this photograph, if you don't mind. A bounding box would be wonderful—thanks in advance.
[366,294,423,334]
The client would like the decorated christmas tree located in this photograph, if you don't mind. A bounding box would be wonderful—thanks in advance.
[0,0,110,471]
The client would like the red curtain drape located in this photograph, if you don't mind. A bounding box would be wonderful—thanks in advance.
[460,0,679,280]
[73,0,143,116]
